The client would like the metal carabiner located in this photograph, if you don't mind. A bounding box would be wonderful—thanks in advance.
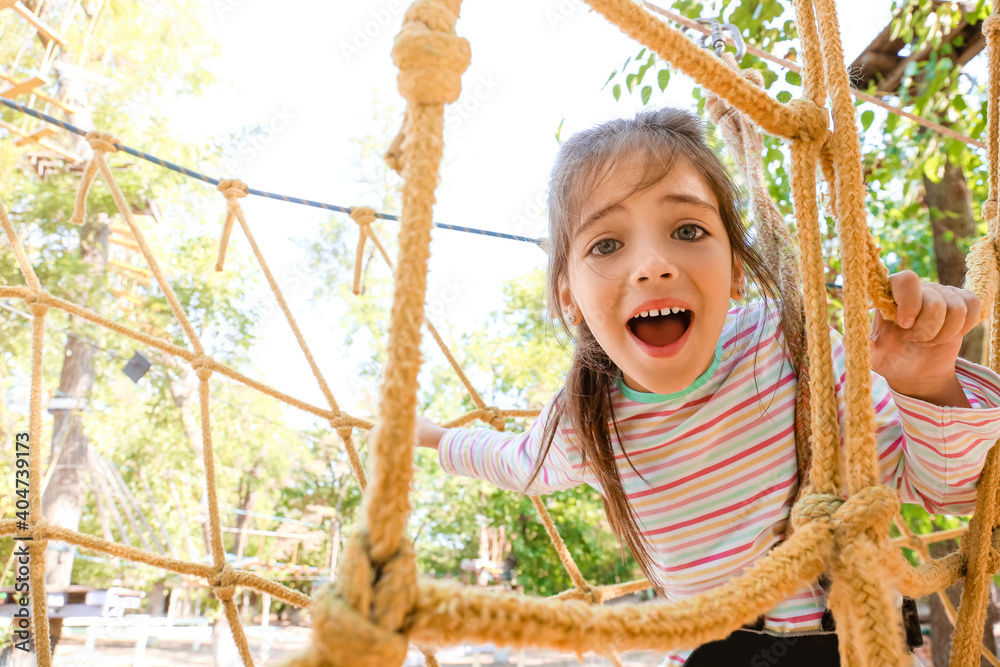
[693,18,746,61]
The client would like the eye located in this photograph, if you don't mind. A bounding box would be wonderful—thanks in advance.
[674,224,706,242]
[588,238,622,256]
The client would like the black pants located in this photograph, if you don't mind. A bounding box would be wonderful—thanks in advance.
[684,596,920,665]
[684,628,840,666]
[685,608,841,666]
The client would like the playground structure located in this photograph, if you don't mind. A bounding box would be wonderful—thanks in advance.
[3,0,1000,665]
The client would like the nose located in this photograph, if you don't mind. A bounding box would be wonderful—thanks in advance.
[632,245,678,283]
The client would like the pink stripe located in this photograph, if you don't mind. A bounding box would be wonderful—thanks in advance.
[646,478,795,536]
[631,424,795,499]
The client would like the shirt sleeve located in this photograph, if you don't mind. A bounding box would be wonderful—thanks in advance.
[437,391,587,495]
[829,329,1000,515]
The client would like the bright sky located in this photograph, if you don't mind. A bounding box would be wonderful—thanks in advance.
[166,0,890,426]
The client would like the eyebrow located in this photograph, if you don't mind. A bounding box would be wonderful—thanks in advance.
[577,192,719,238]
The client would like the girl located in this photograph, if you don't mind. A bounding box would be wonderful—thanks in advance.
[416,107,1000,665]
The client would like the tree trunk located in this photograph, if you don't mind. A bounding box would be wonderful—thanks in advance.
[929,539,998,665]
[923,158,984,363]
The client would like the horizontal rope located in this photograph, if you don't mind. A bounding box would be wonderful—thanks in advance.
[0,97,541,246]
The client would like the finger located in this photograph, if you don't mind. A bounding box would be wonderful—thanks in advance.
[907,286,947,342]
[925,286,967,345]
[888,270,922,328]
[958,288,982,337]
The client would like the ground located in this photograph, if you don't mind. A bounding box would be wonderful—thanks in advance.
[49,626,670,666]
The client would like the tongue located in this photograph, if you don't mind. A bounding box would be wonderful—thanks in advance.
[631,314,687,347]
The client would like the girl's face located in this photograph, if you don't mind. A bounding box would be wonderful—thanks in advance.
[559,156,743,395]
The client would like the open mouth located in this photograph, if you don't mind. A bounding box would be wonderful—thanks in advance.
[627,308,693,348]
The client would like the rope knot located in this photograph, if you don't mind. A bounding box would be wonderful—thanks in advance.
[210,564,237,602]
[391,0,471,106]
[84,130,119,154]
[190,355,214,380]
[482,407,505,431]
[791,485,898,538]
[300,531,416,666]
[349,206,377,228]
[334,412,354,441]
[787,99,829,143]
[790,490,844,528]
[349,206,379,295]
[983,199,998,221]
[831,484,899,537]
[217,179,249,202]
[22,289,50,315]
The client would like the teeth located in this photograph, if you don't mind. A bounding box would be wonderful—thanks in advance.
[636,307,687,317]
[632,307,688,320]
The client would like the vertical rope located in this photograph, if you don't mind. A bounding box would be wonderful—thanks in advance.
[950,14,1000,667]
[364,0,471,564]
[811,0,882,494]
[27,298,52,666]
[789,137,841,495]
[809,0,909,661]
[792,0,827,106]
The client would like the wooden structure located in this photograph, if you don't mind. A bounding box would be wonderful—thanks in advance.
[849,1,987,93]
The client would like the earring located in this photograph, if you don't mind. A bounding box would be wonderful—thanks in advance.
[567,312,577,324]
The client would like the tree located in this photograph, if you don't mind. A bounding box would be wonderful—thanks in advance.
[0,0,310,660]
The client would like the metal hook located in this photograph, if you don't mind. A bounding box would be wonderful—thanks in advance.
[693,18,746,60]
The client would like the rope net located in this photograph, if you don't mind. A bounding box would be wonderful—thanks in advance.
[2,0,1000,665]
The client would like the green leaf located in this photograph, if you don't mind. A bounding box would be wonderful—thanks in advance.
[657,69,670,92]
[641,85,652,105]
[626,73,638,93]
[602,70,616,91]
[923,153,943,183]
[784,71,802,86]
[554,117,565,144]
[612,84,621,101]
[776,90,792,104]
[861,110,875,131]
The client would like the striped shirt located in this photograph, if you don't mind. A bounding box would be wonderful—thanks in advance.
[438,301,1000,663]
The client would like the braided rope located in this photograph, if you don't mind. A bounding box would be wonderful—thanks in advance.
[6,0,1000,664]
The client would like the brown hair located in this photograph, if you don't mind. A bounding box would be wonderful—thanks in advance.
[528,107,782,589]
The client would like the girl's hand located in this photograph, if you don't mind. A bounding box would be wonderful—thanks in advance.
[416,415,447,450]
[870,271,980,406]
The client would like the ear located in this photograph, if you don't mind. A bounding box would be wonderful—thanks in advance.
[557,277,574,319]
[730,256,746,301]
